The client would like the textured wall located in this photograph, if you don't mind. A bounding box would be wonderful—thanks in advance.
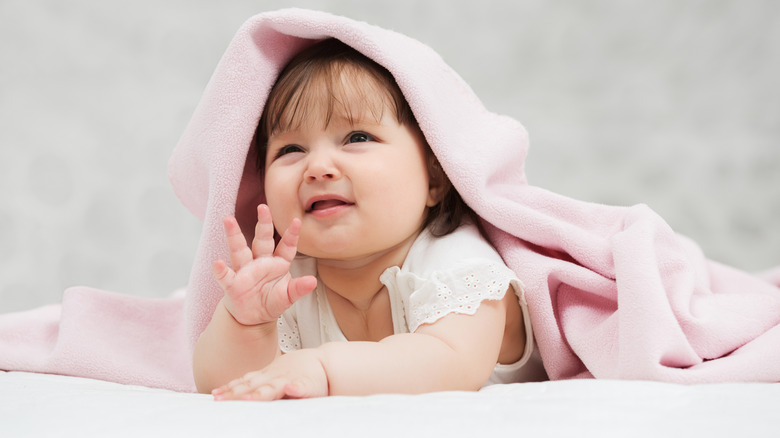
[1,0,778,313]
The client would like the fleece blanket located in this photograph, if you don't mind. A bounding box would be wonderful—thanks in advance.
[1,9,779,392]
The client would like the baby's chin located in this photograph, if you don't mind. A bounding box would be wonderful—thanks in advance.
[300,244,388,267]
[298,247,364,263]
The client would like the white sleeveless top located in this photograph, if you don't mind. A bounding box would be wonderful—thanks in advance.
[277,223,547,386]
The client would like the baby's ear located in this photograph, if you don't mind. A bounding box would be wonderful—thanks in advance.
[426,157,449,207]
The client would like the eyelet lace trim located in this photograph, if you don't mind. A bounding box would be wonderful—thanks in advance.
[397,262,515,332]
[277,317,300,352]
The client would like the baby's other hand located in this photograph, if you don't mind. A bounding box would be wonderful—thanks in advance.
[212,349,328,401]
[213,204,317,326]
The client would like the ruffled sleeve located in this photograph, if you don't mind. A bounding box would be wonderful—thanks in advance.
[381,260,522,333]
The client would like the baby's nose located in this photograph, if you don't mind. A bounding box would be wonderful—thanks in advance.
[303,153,340,181]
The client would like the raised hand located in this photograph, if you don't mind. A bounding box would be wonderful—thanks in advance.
[213,204,317,326]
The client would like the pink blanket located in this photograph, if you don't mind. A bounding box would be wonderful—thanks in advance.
[2,9,778,391]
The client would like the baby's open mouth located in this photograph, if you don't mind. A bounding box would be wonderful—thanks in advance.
[306,199,353,212]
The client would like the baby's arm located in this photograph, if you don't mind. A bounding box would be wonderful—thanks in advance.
[326,296,507,394]
[193,299,280,394]
[214,292,508,399]
[193,205,317,393]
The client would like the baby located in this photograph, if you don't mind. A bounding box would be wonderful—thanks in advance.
[193,38,540,400]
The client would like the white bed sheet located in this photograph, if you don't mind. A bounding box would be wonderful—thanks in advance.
[1,371,777,437]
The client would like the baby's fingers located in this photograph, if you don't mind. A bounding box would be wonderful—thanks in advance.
[252,204,276,258]
[286,276,318,304]
[213,376,286,402]
[212,260,237,289]
[274,218,303,263]
[223,216,253,271]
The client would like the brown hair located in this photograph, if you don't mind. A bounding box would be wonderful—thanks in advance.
[252,38,478,236]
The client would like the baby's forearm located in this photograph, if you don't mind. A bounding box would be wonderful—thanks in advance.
[318,333,495,396]
[318,300,505,396]
[193,300,280,393]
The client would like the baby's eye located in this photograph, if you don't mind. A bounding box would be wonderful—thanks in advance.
[274,144,304,158]
[346,132,374,144]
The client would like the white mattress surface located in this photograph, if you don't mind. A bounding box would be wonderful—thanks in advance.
[2,371,778,437]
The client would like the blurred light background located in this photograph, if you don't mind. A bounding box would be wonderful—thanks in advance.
[1,0,778,312]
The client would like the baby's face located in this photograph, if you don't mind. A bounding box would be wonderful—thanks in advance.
[263,106,436,264]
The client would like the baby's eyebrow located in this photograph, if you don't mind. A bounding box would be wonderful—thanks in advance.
[333,113,386,128]
[266,130,301,144]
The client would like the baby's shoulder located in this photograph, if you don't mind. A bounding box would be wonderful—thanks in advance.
[403,223,506,276]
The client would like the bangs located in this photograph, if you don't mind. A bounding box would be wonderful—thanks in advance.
[255,38,416,172]
[264,62,401,136]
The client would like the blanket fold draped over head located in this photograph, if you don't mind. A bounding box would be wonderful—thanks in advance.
[1,8,778,391]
